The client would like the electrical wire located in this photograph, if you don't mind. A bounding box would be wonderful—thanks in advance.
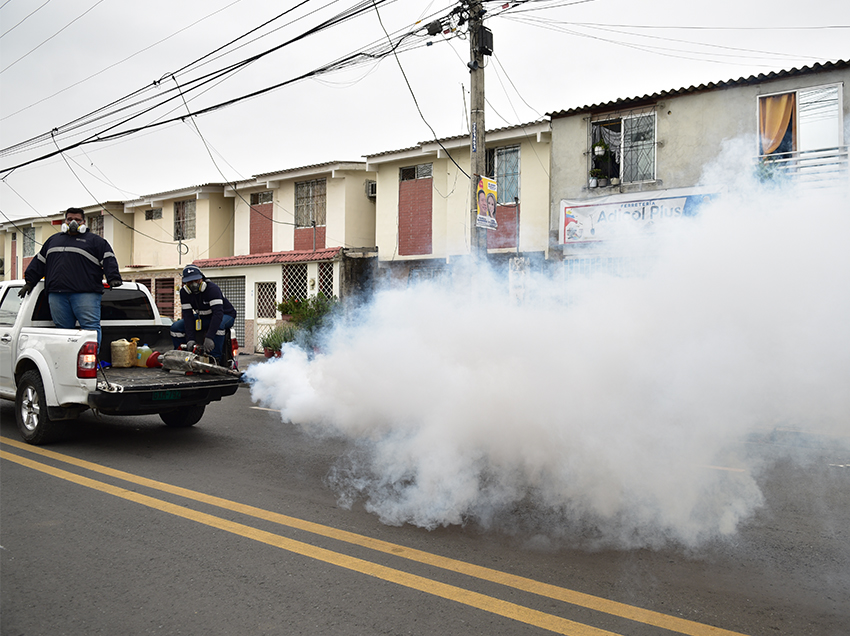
[371,0,470,179]
[51,131,176,245]
[0,0,245,122]
[0,0,106,74]
[508,15,829,63]
[0,0,464,173]
[1,0,457,171]
[0,0,53,39]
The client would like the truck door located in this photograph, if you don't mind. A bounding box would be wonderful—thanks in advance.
[0,286,24,392]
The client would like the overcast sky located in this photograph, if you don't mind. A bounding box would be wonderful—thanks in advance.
[1,0,848,222]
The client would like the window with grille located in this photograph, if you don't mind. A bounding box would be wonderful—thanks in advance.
[22,227,35,257]
[174,199,196,240]
[154,278,175,318]
[295,179,326,228]
[282,263,308,300]
[207,276,246,345]
[318,262,334,298]
[590,108,656,184]
[485,147,520,203]
[256,282,277,319]
[251,191,273,205]
[145,208,162,221]
[400,163,432,181]
[758,84,842,155]
[87,214,104,237]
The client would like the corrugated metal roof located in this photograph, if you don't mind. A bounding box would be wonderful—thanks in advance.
[124,182,228,204]
[253,160,366,179]
[548,60,850,119]
[363,121,546,159]
[193,247,342,269]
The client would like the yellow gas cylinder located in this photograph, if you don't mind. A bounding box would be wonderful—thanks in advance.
[136,343,153,367]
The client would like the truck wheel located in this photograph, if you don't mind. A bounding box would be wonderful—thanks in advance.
[16,370,60,445]
[159,404,205,428]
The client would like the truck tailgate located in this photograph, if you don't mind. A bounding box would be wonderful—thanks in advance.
[89,366,240,415]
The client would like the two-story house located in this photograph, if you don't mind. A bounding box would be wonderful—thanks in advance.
[191,161,378,352]
[121,183,235,337]
[549,60,849,277]
[365,121,551,282]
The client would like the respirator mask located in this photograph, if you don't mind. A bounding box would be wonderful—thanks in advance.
[61,219,87,234]
[184,280,206,294]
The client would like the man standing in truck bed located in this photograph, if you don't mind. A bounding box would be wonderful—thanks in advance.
[19,207,122,348]
[170,265,237,364]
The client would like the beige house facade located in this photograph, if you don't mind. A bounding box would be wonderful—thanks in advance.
[365,121,551,281]
[207,161,378,352]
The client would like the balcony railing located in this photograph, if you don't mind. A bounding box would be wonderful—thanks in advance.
[757,146,849,188]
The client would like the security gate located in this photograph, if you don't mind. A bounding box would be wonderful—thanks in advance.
[206,276,245,346]
[255,281,278,352]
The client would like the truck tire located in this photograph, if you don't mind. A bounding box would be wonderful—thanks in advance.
[16,370,60,445]
[159,404,205,428]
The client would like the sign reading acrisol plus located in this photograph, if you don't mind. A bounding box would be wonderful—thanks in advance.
[559,188,716,244]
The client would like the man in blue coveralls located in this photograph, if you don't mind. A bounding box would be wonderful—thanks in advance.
[19,207,122,348]
[170,265,237,363]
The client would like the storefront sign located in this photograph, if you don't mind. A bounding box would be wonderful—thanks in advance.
[559,189,715,244]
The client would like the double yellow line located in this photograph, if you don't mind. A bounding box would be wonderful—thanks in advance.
[1,436,747,636]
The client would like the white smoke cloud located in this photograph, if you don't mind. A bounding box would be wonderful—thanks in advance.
[247,146,850,548]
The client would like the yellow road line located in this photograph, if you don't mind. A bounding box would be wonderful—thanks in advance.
[0,436,749,636]
[1,449,615,636]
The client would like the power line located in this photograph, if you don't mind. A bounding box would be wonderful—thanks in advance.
[0,0,245,122]
[509,16,828,62]
[502,15,829,67]
[371,0,470,179]
[1,1,462,174]
[0,0,106,74]
[1,0,427,164]
[0,0,53,39]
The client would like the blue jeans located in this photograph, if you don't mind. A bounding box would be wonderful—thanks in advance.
[170,314,235,359]
[49,292,102,347]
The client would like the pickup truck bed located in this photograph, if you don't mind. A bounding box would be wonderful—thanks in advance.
[90,365,239,415]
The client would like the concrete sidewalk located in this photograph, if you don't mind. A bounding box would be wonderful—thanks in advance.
[235,352,272,370]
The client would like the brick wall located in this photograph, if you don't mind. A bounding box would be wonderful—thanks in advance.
[249,203,273,254]
[487,205,519,250]
[294,225,326,251]
[398,178,432,256]
[22,256,33,274]
[11,241,17,278]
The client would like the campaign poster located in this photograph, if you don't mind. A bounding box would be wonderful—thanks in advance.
[476,176,498,230]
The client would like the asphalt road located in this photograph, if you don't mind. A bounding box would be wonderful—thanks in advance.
[1,372,848,636]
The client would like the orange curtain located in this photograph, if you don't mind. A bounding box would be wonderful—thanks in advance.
[759,93,796,155]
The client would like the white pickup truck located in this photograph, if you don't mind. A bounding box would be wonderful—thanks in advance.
[0,279,241,444]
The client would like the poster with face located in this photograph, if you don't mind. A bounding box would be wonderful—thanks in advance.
[476,176,498,230]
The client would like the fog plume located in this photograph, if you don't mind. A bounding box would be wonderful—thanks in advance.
[247,148,850,548]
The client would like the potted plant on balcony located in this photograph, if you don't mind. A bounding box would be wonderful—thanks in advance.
[589,168,604,188]
[260,324,296,357]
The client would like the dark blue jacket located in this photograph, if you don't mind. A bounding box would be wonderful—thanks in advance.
[24,231,121,294]
[180,280,237,342]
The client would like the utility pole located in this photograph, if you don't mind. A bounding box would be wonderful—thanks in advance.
[467,0,490,258]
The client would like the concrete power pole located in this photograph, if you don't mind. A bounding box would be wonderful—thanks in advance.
[467,0,490,258]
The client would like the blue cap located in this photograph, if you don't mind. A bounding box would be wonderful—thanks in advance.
[182,265,203,282]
